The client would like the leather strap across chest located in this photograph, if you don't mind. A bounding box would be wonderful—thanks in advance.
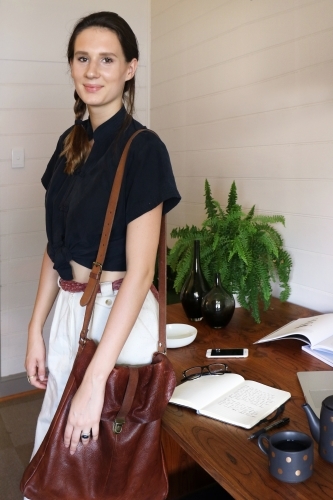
[79,129,167,354]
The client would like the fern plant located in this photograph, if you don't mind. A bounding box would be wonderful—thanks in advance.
[168,180,292,323]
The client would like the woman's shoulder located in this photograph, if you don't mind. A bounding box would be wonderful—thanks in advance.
[124,120,175,185]
[123,120,180,221]
[128,121,168,156]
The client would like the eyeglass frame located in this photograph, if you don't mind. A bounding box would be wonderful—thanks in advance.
[181,363,230,382]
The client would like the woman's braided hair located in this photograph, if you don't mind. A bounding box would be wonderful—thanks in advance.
[61,12,139,174]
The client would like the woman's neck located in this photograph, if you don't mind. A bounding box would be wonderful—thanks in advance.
[88,101,123,131]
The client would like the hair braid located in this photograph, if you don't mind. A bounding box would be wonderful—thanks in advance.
[60,92,90,174]
[74,91,87,120]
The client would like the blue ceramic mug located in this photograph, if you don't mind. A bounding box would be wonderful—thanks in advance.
[258,430,314,483]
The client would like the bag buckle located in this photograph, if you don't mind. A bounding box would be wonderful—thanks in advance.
[113,418,125,434]
[158,341,167,355]
[92,261,103,276]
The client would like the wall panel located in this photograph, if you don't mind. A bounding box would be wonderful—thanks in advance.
[151,29,333,108]
[151,0,333,315]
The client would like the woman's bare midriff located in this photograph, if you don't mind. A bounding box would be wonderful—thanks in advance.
[70,260,126,283]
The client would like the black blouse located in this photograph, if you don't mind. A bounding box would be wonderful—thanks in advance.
[42,107,181,280]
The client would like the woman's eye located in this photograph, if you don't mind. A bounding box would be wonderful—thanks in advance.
[103,57,113,64]
[78,57,88,63]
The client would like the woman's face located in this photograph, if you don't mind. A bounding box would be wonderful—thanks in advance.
[70,27,137,117]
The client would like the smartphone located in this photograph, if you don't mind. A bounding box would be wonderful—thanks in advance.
[206,348,248,358]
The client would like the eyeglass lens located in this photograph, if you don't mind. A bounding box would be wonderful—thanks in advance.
[183,363,228,380]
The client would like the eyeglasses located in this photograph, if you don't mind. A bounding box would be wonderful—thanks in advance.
[181,363,230,382]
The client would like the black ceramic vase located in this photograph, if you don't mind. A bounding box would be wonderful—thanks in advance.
[180,240,210,321]
[202,273,235,328]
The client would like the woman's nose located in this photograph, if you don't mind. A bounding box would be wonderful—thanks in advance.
[85,60,99,78]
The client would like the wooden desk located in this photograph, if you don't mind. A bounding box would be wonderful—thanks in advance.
[162,299,333,500]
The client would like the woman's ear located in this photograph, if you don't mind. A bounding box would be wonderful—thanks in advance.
[125,58,138,81]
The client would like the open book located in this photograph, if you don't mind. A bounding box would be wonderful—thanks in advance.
[254,314,333,367]
[169,374,290,429]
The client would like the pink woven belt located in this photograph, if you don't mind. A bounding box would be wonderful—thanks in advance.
[59,278,159,300]
[59,278,122,293]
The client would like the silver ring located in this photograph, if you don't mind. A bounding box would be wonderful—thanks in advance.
[81,433,90,440]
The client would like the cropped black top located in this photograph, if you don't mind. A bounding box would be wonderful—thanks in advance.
[42,107,181,280]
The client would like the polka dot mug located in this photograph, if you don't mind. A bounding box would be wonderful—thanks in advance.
[258,430,314,483]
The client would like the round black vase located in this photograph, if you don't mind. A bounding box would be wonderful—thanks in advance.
[202,273,235,328]
[180,240,210,321]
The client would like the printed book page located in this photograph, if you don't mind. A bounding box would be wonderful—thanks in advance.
[169,373,245,411]
[254,314,333,352]
[200,380,290,429]
[302,345,333,368]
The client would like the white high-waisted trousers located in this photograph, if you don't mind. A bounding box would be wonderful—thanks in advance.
[24,280,158,500]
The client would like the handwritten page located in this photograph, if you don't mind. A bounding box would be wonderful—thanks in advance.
[200,381,290,429]
[219,384,275,415]
[170,375,290,428]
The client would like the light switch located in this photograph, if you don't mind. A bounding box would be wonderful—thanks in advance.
[12,148,25,168]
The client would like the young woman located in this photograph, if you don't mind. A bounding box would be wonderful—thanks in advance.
[24,9,180,482]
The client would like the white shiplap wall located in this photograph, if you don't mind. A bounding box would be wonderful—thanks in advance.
[151,0,333,314]
[0,0,150,378]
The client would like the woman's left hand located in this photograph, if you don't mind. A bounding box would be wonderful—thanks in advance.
[63,378,105,454]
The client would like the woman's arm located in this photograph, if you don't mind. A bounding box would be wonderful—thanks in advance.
[64,203,163,454]
[25,249,59,389]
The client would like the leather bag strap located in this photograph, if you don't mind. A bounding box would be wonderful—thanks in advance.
[80,129,144,307]
[112,368,139,433]
[158,213,167,354]
[78,129,167,354]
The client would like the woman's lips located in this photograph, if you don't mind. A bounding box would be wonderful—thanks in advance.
[83,84,103,93]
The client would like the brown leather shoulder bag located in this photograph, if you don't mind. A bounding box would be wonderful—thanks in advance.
[20,129,176,500]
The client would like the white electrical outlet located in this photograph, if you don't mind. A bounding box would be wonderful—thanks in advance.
[12,148,25,168]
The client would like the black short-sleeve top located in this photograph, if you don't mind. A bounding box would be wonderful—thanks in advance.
[42,107,181,280]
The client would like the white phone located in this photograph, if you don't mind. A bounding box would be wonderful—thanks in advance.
[206,348,248,358]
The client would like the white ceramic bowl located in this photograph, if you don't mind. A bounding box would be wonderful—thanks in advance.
[166,323,197,348]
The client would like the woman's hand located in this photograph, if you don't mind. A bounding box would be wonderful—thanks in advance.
[63,376,105,454]
[25,330,48,389]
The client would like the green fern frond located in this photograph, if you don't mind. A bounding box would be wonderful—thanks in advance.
[228,236,248,265]
[275,249,293,300]
[173,247,192,292]
[245,205,255,220]
[204,179,218,219]
[226,181,238,212]
[279,283,292,302]
[170,224,201,240]
[253,214,285,225]
[256,231,280,258]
